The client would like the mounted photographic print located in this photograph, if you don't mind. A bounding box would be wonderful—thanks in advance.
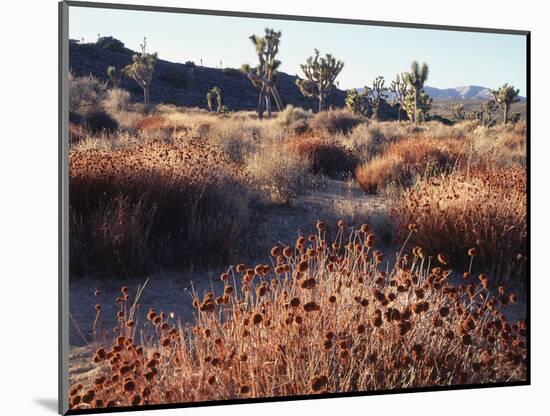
[59,1,530,414]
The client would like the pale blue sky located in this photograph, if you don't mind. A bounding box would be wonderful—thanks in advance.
[69,6,527,93]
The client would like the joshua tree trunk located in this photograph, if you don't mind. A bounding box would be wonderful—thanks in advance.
[397,104,402,122]
[503,103,509,124]
[257,88,266,120]
[318,92,324,112]
[143,86,150,106]
[265,94,272,119]
[414,88,420,125]
[372,104,380,120]
[270,85,284,112]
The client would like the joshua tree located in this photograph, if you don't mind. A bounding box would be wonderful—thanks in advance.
[492,83,520,124]
[123,37,157,105]
[206,86,224,112]
[296,49,344,112]
[345,88,368,116]
[451,104,465,122]
[389,73,408,122]
[106,66,124,88]
[364,76,388,120]
[241,28,284,119]
[403,89,432,123]
[480,100,499,127]
[510,112,521,124]
[404,61,429,124]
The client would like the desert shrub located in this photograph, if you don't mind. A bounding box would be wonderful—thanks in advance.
[222,67,243,78]
[109,110,143,133]
[69,73,108,113]
[246,142,311,204]
[345,121,423,163]
[428,114,454,125]
[69,139,250,276]
[95,36,125,51]
[81,110,118,133]
[288,135,357,177]
[392,167,527,282]
[310,109,363,135]
[68,122,88,144]
[355,137,464,193]
[71,130,140,152]
[468,123,526,168]
[135,115,166,132]
[275,105,313,135]
[422,120,479,140]
[69,195,155,276]
[205,119,261,164]
[103,88,131,113]
[70,223,526,410]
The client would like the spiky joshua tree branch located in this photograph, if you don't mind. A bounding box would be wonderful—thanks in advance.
[389,73,408,122]
[296,49,344,112]
[404,61,429,125]
[364,76,388,120]
[206,86,224,113]
[492,83,520,124]
[123,37,157,106]
[241,28,284,120]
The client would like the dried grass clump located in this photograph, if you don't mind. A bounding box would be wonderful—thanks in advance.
[468,123,526,168]
[355,137,465,193]
[345,121,419,163]
[134,115,166,132]
[69,73,108,114]
[287,134,357,177]
[310,109,363,135]
[70,224,526,410]
[205,119,262,164]
[392,167,527,282]
[246,141,312,204]
[69,122,88,144]
[275,104,313,135]
[421,120,480,140]
[69,139,251,276]
[132,115,175,142]
[103,88,131,113]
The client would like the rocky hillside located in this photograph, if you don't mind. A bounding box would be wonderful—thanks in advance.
[69,38,347,112]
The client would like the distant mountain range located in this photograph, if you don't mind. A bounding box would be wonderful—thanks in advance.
[423,85,525,101]
[358,85,525,101]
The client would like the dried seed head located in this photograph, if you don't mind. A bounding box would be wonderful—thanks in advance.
[310,375,329,392]
[252,313,263,325]
[303,301,320,312]
[123,380,136,392]
[289,297,301,308]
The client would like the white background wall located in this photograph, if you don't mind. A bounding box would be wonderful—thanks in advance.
[1,0,547,414]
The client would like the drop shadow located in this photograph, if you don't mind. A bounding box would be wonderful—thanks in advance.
[34,398,58,413]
